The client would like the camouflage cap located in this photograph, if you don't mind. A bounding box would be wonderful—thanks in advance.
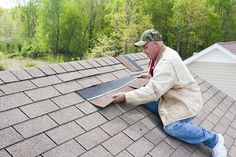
[134,29,162,47]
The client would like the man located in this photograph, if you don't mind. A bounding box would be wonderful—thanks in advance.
[112,29,227,157]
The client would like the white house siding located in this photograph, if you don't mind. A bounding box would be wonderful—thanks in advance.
[188,62,236,100]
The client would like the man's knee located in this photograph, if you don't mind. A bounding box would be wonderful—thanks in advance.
[163,122,184,137]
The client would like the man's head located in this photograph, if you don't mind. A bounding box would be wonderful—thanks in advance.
[135,29,164,60]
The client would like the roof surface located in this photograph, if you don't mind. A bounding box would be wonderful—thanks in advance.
[0,53,235,157]
[218,41,236,55]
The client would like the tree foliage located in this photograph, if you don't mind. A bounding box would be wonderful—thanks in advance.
[0,0,235,61]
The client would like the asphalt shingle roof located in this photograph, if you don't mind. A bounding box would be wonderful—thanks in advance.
[0,53,235,157]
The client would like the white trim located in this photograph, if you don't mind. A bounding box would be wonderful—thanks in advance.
[184,43,236,65]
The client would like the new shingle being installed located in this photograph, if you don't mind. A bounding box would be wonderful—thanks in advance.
[76,76,149,107]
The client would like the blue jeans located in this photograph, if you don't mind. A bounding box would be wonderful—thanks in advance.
[143,101,218,148]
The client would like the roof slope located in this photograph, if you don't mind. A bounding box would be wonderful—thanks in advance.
[218,41,236,55]
[0,54,235,157]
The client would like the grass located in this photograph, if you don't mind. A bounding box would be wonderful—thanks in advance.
[0,51,53,71]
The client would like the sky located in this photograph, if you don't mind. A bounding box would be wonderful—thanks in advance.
[0,0,27,9]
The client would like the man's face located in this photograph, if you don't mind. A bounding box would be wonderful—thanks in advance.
[142,41,162,60]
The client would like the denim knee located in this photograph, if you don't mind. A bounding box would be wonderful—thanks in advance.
[163,121,184,137]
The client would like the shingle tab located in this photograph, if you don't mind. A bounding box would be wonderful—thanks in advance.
[75,127,109,150]
[50,64,66,73]
[100,117,129,136]
[144,127,167,145]
[97,66,116,73]
[78,60,93,69]
[0,127,23,149]
[112,70,130,79]
[99,104,124,120]
[49,106,84,124]
[60,63,76,72]
[123,122,149,141]
[95,58,108,66]
[0,149,12,157]
[102,132,133,155]
[96,73,117,83]
[149,141,175,157]
[76,101,99,115]
[79,69,100,77]
[171,145,192,157]
[11,69,32,80]
[127,137,154,157]
[0,91,32,110]
[0,80,36,94]
[54,81,83,94]
[69,62,85,70]
[77,76,101,88]
[42,140,85,157]
[57,71,83,82]
[31,75,62,87]
[80,145,113,157]
[6,133,56,157]
[51,93,84,108]
[14,115,58,138]
[120,109,145,125]
[24,67,45,78]
[87,59,101,67]
[0,71,18,83]
[20,99,59,118]
[46,121,85,145]
[38,66,56,75]
[116,150,133,157]
[0,109,28,129]
[75,112,107,131]
[25,86,61,102]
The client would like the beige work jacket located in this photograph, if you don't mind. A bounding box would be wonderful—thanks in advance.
[125,47,202,126]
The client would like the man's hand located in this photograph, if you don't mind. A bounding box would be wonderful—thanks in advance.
[137,73,151,79]
[112,92,125,103]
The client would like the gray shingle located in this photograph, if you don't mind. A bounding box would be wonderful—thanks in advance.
[0,127,23,149]
[107,56,119,64]
[60,63,76,72]
[164,136,181,149]
[87,59,101,67]
[51,93,84,108]
[69,62,85,70]
[76,101,99,115]
[226,127,236,139]
[25,86,61,102]
[46,121,85,145]
[99,104,124,120]
[31,75,62,87]
[24,67,45,78]
[112,70,130,79]
[116,150,133,157]
[96,73,117,83]
[123,122,149,141]
[0,80,36,94]
[80,145,113,157]
[0,71,18,83]
[94,58,108,66]
[200,119,214,131]
[100,117,129,136]
[120,109,145,125]
[0,108,28,129]
[149,141,175,157]
[97,66,116,73]
[170,145,192,157]
[20,99,59,118]
[76,112,107,131]
[49,106,84,124]
[75,127,109,150]
[0,149,11,157]
[77,76,101,88]
[6,133,56,157]
[43,140,85,157]
[101,57,115,65]
[50,64,66,73]
[38,66,56,75]
[79,69,100,77]
[102,132,133,155]
[54,81,83,94]
[113,64,126,70]
[140,114,161,129]
[57,71,83,82]
[127,137,154,157]
[144,127,167,145]
[11,69,32,80]
[14,115,58,138]
[78,60,93,68]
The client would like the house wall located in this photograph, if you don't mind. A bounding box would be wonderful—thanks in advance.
[196,49,235,63]
[188,62,236,100]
